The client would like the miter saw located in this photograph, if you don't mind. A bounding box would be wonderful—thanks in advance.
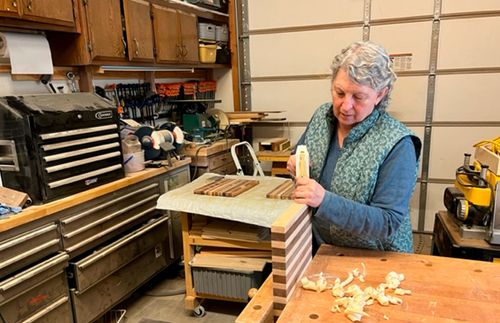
[443,137,500,244]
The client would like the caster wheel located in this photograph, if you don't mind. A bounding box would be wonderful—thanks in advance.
[193,305,206,318]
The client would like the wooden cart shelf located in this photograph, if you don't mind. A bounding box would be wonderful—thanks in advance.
[157,173,312,318]
[187,233,271,250]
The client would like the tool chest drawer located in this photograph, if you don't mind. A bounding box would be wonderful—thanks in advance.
[59,177,164,257]
[68,215,170,292]
[0,252,71,323]
[0,222,61,279]
[70,219,170,323]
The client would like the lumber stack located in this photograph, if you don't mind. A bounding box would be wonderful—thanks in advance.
[201,218,271,242]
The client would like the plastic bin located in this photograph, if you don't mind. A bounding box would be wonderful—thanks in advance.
[198,23,216,41]
[215,25,228,42]
[199,44,217,63]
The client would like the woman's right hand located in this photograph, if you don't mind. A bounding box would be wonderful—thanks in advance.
[287,154,296,177]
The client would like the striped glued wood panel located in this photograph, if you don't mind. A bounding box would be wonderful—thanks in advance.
[194,178,260,197]
[271,206,312,319]
[266,180,294,200]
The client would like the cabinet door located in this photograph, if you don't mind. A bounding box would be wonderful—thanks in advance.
[0,0,21,17]
[178,10,199,63]
[123,0,155,62]
[84,0,126,61]
[21,0,74,26]
[153,6,199,64]
[152,5,179,63]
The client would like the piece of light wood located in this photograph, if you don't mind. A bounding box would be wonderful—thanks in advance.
[277,244,500,322]
[475,145,500,175]
[191,254,268,272]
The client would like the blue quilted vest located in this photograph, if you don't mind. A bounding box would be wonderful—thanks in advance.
[304,103,419,252]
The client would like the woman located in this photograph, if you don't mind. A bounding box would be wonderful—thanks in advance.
[287,41,421,252]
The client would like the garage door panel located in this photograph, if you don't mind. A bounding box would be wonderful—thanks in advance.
[429,127,499,179]
[248,0,364,30]
[434,74,500,122]
[442,0,500,14]
[438,17,500,69]
[371,0,434,20]
[251,80,332,122]
[390,76,428,122]
[250,28,362,77]
[370,22,432,71]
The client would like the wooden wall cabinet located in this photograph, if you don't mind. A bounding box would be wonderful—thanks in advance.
[0,0,75,29]
[82,0,126,62]
[123,0,155,63]
[0,0,22,17]
[153,4,198,64]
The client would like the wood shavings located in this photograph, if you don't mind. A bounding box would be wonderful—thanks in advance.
[394,288,412,296]
[385,271,405,289]
[300,272,328,292]
[329,265,411,322]
[302,264,411,322]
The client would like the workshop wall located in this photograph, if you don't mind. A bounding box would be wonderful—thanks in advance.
[242,0,500,232]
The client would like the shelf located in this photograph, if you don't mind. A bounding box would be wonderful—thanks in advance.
[161,0,229,23]
[188,234,271,250]
[166,99,222,103]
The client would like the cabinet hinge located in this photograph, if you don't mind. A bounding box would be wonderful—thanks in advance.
[153,47,157,57]
[87,42,93,54]
[82,0,88,5]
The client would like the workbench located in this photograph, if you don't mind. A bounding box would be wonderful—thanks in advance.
[183,138,239,178]
[156,173,312,318]
[276,244,500,322]
[0,159,191,323]
[432,210,500,262]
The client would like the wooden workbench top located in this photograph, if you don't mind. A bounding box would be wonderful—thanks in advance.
[183,138,239,157]
[277,244,500,322]
[0,158,191,233]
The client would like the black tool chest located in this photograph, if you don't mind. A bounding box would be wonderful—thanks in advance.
[0,165,190,322]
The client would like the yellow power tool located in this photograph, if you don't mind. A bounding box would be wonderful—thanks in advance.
[443,137,500,244]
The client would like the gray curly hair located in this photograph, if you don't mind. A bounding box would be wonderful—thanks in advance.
[330,41,396,112]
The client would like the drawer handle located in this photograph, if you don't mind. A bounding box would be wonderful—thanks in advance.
[21,295,69,322]
[0,239,60,270]
[62,183,158,224]
[76,215,170,270]
[66,206,158,253]
[63,194,159,239]
[0,224,57,251]
[0,253,68,292]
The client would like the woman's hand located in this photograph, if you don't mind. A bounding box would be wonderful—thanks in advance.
[287,154,296,177]
[293,177,326,208]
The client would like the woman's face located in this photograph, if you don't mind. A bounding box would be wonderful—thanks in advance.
[331,68,387,130]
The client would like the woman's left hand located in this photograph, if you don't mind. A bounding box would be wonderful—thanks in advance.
[293,177,326,207]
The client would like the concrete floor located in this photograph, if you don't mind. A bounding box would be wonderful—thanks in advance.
[110,233,433,323]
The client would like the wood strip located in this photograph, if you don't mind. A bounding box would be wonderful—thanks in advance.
[193,178,230,194]
[225,180,259,197]
[266,181,294,199]
[205,178,243,196]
